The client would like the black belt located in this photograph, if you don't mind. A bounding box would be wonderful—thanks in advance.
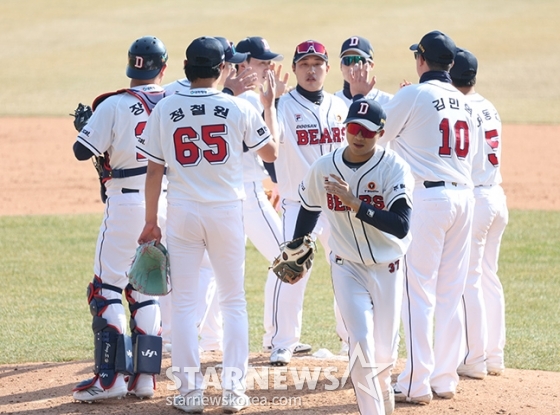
[121,188,167,194]
[423,181,445,188]
[424,181,459,188]
[103,166,147,180]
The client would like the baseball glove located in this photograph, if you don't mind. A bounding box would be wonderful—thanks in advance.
[127,241,170,296]
[271,235,316,284]
[70,103,92,132]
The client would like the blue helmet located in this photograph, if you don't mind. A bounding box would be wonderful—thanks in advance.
[126,36,168,80]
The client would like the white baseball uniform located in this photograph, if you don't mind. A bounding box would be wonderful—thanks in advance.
[162,78,223,352]
[75,84,167,393]
[236,90,285,350]
[332,87,394,351]
[461,92,508,374]
[299,145,414,414]
[267,89,348,353]
[379,79,477,398]
[139,87,272,395]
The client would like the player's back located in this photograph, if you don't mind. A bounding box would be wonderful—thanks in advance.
[78,84,165,192]
[381,80,476,187]
[143,88,270,203]
[468,93,503,187]
[163,78,191,95]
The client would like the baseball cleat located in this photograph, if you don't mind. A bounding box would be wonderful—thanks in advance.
[487,365,505,376]
[393,385,432,405]
[222,390,251,413]
[270,348,291,366]
[433,390,455,399]
[73,384,128,402]
[128,374,155,399]
[293,342,312,354]
[173,389,204,413]
[457,362,487,379]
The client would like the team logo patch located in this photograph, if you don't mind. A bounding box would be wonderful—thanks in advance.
[366,209,375,218]
[336,114,343,122]
[257,127,268,136]
[295,114,302,122]
[367,182,376,190]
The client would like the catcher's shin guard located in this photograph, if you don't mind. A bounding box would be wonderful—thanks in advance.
[74,277,133,392]
[125,284,162,391]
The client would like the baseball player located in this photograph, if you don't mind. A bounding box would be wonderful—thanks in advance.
[294,98,413,415]
[351,30,478,403]
[160,37,251,355]
[234,36,312,355]
[71,36,169,402]
[137,36,278,413]
[333,35,394,355]
[335,36,393,107]
[450,48,509,378]
[268,40,349,366]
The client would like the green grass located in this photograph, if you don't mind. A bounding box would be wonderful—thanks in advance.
[1,211,559,371]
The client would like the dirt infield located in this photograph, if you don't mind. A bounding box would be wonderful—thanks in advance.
[1,118,559,414]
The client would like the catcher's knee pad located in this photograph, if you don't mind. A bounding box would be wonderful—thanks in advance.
[87,275,123,317]
[90,315,133,389]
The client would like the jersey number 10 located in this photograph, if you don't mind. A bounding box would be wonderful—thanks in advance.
[438,118,469,159]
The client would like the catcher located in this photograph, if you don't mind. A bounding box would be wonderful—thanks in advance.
[273,99,414,415]
[70,36,169,403]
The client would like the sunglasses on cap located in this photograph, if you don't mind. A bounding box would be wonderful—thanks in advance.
[346,122,378,139]
[341,55,367,66]
[295,40,327,55]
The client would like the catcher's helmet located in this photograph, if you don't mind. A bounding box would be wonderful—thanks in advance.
[126,36,168,80]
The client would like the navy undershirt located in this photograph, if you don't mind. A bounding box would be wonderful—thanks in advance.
[342,81,353,100]
[296,85,324,105]
[419,70,452,84]
[73,141,94,161]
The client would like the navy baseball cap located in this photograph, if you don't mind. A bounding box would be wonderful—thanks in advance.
[236,36,283,61]
[215,37,248,64]
[450,48,478,81]
[186,36,225,67]
[293,40,328,64]
[340,36,374,61]
[344,98,386,132]
[409,30,456,65]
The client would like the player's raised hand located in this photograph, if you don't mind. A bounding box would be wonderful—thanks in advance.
[348,61,376,98]
[138,222,162,246]
[270,62,290,97]
[324,174,362,211]
[400,79,412,88]
[223,66,258,96]
[259,70,277,108]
